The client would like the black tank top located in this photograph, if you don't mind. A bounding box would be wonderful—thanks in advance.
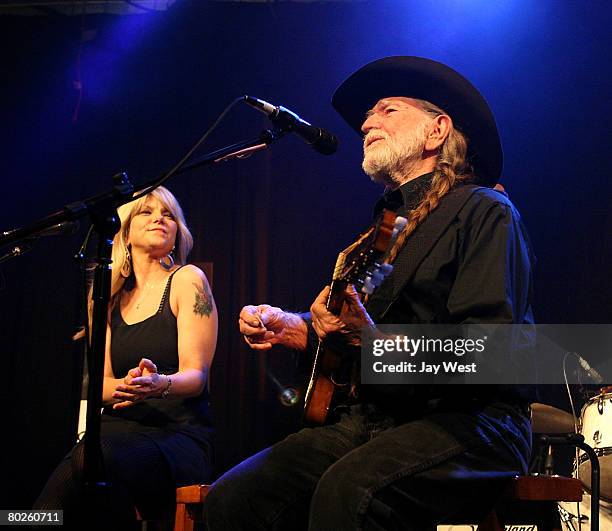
[111,268,181,377]
[106,267,212,440]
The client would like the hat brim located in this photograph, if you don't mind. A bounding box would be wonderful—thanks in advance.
[332,56,502,187]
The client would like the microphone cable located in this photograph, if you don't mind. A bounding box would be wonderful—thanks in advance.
[131,96,245,202]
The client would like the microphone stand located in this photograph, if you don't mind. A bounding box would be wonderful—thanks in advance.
[0,130,279,249]
[0,240,34,264]
[0,128,282,501]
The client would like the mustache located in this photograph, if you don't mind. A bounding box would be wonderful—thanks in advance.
[363,131,390,149]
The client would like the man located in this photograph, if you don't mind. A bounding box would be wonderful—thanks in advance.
[204,56,535,530]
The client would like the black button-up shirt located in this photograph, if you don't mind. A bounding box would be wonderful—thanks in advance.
[304,172,536,416]
[368,173,535,327]
[363,173,536,414]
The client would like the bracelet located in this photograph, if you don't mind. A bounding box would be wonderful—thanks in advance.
[161,375,172,399]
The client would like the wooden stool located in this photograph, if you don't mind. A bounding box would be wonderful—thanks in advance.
[173,476,581,530]
[167,402,591,529]
[175,484,210,531]
[475,475,583,531]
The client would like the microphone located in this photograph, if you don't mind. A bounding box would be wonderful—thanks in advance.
[575,353,604,384]
[243,95,338,155]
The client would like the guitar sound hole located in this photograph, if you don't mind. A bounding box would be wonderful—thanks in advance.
[330,376,350,387]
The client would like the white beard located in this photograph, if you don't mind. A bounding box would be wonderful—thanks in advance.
[362,122,429,188]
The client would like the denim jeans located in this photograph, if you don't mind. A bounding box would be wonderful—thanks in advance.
[204,401,531,531]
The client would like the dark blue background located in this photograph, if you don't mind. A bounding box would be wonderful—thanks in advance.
[1,0,611,508]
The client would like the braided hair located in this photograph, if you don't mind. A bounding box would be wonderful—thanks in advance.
[386,99,477,264]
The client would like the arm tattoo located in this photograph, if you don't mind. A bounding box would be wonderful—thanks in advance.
[193,282,213,317]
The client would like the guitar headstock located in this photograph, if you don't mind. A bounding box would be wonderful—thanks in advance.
[332,209,407,296]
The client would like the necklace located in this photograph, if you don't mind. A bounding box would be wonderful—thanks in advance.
[134,278,166,311]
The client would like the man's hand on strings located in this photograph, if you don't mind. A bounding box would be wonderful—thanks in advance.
[310,285,376,347]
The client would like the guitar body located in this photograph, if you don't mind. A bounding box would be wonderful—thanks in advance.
[303,281,350,425]
[303,210,406,425]
[303,373,336,425]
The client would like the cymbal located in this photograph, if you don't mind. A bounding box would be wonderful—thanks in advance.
[531,403,577,434]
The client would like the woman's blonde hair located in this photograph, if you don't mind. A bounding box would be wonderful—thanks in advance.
[76,186,193,339]
[110,186,193,305]
[386,99,476,264]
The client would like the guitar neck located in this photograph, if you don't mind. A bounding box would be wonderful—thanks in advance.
[326,279,348,315]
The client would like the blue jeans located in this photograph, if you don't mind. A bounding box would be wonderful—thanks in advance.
[204,401,531,530]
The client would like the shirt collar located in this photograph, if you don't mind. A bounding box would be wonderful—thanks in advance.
[373,172,434,216]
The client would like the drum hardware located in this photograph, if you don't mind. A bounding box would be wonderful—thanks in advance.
[531,403,579,479]
[538,433,601,531]
[559,504,589,530]
[559,493,612,531]
[578,448,612,464]
[545,445,555,476]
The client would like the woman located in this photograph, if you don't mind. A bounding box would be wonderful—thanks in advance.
[35,186,217,528]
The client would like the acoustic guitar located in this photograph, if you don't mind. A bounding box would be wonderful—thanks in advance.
[303,209,407,424]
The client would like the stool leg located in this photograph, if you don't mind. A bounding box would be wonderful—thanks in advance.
[174,503,194,531]
[477,510,503,531]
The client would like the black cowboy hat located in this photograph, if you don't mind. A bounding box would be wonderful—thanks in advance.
[332,56,502,187]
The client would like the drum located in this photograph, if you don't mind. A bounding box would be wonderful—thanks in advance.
[578,388,612,501]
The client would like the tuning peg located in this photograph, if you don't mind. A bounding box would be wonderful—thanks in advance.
[370,271,385,286]
[391,217,408,238]
[394,216,408,231]
[362,276,375,294]
[379,263,393,276]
